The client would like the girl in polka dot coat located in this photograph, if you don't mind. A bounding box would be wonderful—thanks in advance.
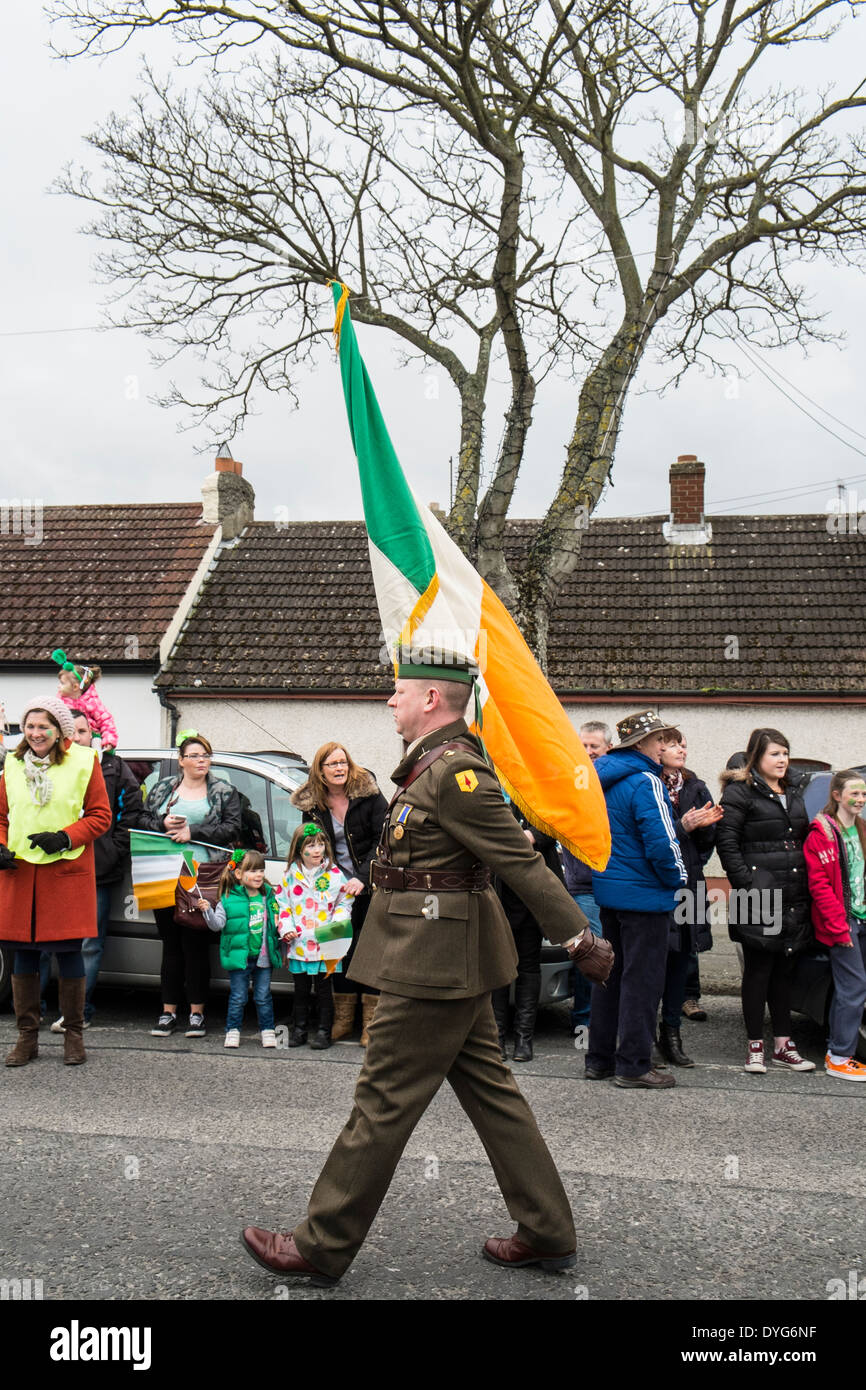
[275,823,353,1050]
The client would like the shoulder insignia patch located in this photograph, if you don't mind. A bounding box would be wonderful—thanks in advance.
[455,769,478,793]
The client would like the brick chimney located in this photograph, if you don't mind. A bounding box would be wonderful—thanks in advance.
[663,454,711,545]
[201,448,255,539]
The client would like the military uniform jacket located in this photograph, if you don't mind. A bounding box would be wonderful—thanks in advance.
[348,719,590,1000]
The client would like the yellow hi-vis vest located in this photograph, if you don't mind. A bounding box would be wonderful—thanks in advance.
[3,742,97,864]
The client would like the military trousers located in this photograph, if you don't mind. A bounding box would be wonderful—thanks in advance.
[292,989,576,1278]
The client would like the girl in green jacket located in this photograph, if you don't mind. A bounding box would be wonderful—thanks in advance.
[200,850,282,1049]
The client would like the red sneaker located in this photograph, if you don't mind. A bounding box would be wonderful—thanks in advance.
[771,1042,815,1071]
[744,1041,766,1074]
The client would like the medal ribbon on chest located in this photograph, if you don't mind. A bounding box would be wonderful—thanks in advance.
[393,804,412,841]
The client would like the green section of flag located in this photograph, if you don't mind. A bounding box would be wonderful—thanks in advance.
[314,918,353,944]
[129,830,219,863]
[129,830,175,856]
[331,283,435,595]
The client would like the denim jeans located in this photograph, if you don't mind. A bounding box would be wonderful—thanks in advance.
[226,962,274,1032]
[827,917,866,1059]
[82,883,113,1022]
[21,948,83,979]
[569,893,603,1029]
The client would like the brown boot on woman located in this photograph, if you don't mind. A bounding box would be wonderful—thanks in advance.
[359,993,379,1047]
[331,993,357,1041]
[58,977,87,1065]
[5,975,41,1067]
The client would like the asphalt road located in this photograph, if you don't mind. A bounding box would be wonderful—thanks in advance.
[1,987,863,1311]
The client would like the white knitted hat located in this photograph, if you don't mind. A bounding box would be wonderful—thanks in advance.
[20,695,75,741]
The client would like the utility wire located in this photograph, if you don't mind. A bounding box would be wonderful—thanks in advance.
[722,333,866,462]
[726,330,866,443]
[709,469,866,509]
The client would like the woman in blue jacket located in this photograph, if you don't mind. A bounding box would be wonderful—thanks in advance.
[586,711,687,1089]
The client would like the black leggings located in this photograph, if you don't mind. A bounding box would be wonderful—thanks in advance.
[153,906,211,1006]
[740,945,795,1038]
[293,971,334,1026]
[503,898,543,975]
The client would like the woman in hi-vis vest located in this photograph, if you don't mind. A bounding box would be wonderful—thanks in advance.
[0,696,110,1066]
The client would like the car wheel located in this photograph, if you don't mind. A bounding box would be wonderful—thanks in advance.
[0,942,11,1008]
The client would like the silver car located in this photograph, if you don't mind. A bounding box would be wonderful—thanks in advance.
[0,747,309,1002]
[0,745,575,1008]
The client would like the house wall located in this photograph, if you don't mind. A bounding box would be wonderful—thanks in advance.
[1,670,163,746]
[171,695,866,803]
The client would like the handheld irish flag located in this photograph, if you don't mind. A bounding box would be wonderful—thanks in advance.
[329,282,610,870]
[129,829,225,911]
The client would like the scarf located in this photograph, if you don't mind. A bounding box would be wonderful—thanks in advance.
[661,767,684,810]
[22,749,54,806]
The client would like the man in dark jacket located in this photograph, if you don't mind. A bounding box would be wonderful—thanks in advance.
[586,710,688,1089]
[46,710,145,1030]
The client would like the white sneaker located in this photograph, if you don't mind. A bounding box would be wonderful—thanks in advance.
[224,1029,240,1048]
[261,1029,277,1048]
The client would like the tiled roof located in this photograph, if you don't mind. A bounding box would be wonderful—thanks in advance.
[158,513,866,696]
[0,504,216,664]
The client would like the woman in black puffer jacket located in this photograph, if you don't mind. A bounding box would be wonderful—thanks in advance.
[291,742,388,1044]
[716,728,814,1076]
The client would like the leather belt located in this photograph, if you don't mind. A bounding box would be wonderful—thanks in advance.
[371,863,491,893]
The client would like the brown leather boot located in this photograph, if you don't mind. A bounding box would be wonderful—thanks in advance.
[58,977,87,1065]
[331,993,357,1042]
[359,993,379,1047]
[5,974,41,1067]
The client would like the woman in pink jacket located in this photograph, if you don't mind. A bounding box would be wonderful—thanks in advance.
[803,770,866,1080]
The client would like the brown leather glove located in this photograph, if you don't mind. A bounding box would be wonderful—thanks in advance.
[567,927,614,984]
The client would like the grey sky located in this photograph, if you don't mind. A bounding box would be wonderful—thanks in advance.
[2,6,865,527]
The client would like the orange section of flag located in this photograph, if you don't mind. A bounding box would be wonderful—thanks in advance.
[474,582,610,870]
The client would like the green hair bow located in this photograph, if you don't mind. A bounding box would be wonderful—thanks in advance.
[50,647,78,674]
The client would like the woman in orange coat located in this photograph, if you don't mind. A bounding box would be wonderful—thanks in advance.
[0,696,110,1066]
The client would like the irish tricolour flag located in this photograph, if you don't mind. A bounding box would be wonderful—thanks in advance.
[330,283,610,869]
[129,830,223,911]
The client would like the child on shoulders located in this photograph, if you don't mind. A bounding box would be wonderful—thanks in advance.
[52,649,118,751]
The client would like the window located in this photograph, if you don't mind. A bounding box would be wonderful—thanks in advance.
[270,782,303,860]
[125,759,163,800]
[210,763,271,855]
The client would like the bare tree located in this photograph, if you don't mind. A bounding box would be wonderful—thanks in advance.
[51,0,866,664]
[57,47,586,564]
